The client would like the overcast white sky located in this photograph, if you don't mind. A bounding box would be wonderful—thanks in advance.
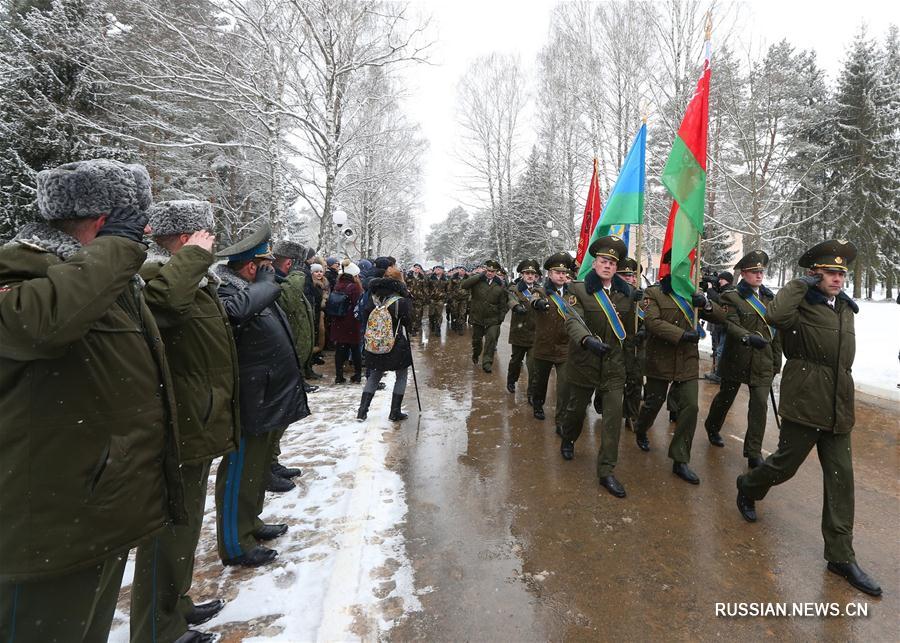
[400,0,900,237]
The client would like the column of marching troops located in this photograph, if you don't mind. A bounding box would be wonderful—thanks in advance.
[431,233,881,599]
[0,159,884,643]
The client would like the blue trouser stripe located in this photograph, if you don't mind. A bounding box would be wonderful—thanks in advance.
[226,438,247,558]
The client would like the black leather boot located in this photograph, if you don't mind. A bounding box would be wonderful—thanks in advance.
[533,401,545,420]
[357,391,375,421]
[185,599,226,626]
[389,394,408,421]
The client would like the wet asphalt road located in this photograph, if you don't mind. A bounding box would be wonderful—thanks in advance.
[387,320,899,641]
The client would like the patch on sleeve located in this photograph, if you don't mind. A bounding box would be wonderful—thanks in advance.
[0,284,18,294]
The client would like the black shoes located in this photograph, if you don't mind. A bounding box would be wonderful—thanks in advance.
[266,473,294,493]
[388,393,408,421]
[827,561,883,597]
[303,384,319,393]
[506,381,516,393]
[747,455,764,469]
[472,355,479,365]
[223,545,278,568]
[254,523,288,541]
[527,394,533,406]
[533,405,545,421]
[593,395,603,415]
[313,355,326,365]
[357,391,374,421]
[708,432,725,447]
[555,424,563,437]
[635,432,650,452]
[335,375,347,384]
[350,373,362,383]
[736,478,757,522]
[482,365,492,373]
[185,599,225,626]
[375,381,387,390]
[599,475,626,498]
[175,631,219,643]
[271,462,301,479]
[672,462,700,485]
[668,410,677,423]
[560,439,574,460]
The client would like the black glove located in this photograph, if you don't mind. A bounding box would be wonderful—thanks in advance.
[533,299,550,311]
[798,274,823,288]
[742,334,769,350]
[256,263,276,284]
[512,304,526,314]
[96,206,149,243]
[583,336,610,356]
[691,292,708,308]
[680,329,701,343]
[635,328,647,343]
[631,288,644,302]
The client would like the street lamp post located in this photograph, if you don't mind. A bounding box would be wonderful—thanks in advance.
[333,209,348,260]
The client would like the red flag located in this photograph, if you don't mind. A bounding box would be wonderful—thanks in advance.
[575,158,602,266]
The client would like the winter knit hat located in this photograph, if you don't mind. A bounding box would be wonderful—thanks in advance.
[343,262,360,277]
[36,159,152,221]
[148,200,213,237]
[310,263,324,273]
[326,257,339,267]
[273,240,307,261]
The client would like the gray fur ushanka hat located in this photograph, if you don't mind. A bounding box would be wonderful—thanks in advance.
[273,240,307,261]
[36,159,152,221]
[148,200,214,236]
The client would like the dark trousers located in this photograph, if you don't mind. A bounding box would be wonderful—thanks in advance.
[636,377,699,463]
[623,374,643,421]
[132,460,212,642]
[507,344,534,393]
[429,304,444,331]
[531,358,569,426]
[738,419,855,563]
[335,342,362,378]
[705,380,769,458]
[472,323,501,369]
[216,431,279,561]
[0,553,127,642]
[562,385,625,478]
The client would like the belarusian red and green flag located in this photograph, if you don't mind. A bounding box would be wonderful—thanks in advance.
[574,158,602,267]
[577,123,647,280]
[659,40,711,299]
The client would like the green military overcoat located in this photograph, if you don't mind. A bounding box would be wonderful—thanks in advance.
[461,273,508,326]
[718,280,782,387]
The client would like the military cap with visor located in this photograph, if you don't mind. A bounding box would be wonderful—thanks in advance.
[517,259,541,274]
[544,251,576,272]
[588,235,627,263]
[484,259,502,271]
[798,239,857,272]
[217,222,275,261]
[616,257,642,274]
[734,250,769,272]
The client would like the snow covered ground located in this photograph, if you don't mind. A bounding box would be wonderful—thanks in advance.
[108,375,423,642]
[701,293,900,401]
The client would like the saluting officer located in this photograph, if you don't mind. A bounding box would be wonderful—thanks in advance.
[704,251,782,469]
[634,252,725,484]
[506,259,540,396]
[530,252,576,427]
[461,259,508,373]
[559,237,640,498]
[736,240,881,597]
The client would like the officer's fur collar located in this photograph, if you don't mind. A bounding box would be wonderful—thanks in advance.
[214,263,250,290]
[12,221,84,261]
[585,270,632,297]
[804,284,859,314]
[736,280,774,300]
[147,244,221,288]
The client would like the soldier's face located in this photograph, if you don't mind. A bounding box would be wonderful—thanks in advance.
[485,269,496,279]
[813,268,846,297]
[548,269,567,286]
[435,268,444,277]
[619,272,636,286]
[592,256,617,281]
[742,269,764,287]
[522,271,538,285]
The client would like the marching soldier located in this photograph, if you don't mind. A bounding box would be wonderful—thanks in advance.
[704,251,782,469]
[506,259,540,396]
[407,264,427,333]
[558,237,641,498]
[530,252,576,426]
[736,240,881,597]
[447,267,468,334]
[633,252,726,485]
[461,260,507,373]
[616,258,646,430]
[427,265,450,335]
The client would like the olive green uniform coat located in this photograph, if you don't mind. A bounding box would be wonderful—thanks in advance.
[506,281,537,394]
[131,245,241,642]
[561,272,634,477]
[704,281,782,458]
[427,275,449,330]
[739,279,860,563]
[529,281,573,424]
[635,281,725,463]
[461,273,508,369]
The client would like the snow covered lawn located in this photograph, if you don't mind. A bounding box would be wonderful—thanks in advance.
[109,377,422,641]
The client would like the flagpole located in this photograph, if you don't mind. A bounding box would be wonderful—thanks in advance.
[694,12,713,322]
[636,114,647,336]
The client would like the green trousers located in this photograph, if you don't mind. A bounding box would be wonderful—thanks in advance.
[0,553,127,642]
[738,419,855,563]
[216,431,279,562]
[271,425,288,466]
[507,344,534,393]
[636,377,699,464]
[472,323,501,369]
[131,459,212,642]
[623,373,643,421]
[562,385,625,478]
[531,358,569,426]
[705,380,770,458]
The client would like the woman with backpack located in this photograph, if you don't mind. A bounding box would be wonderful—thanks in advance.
[329,263,364,383]
[357,266,413,421]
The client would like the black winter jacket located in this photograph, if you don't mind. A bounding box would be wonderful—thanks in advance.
[362,278,413,372]
[215,265,310,435]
